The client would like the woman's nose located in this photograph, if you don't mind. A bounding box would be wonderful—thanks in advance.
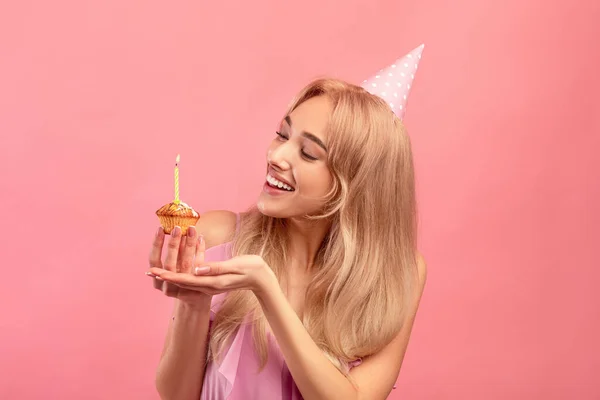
[268,145,292,170]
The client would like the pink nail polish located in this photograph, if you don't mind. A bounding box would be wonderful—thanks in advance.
[194,266,210,275]
[173,226,181,237]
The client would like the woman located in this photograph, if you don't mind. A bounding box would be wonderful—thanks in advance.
[147,78,427,400]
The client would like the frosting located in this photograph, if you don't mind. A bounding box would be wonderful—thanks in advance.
[155,201,199,217]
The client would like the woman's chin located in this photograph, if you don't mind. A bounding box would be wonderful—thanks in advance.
[256,198,294,218]
[257,199,280,216]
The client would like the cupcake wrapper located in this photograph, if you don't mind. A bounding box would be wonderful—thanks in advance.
[157,215,200,235]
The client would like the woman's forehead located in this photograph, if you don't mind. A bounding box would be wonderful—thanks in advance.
[286,96,332,139]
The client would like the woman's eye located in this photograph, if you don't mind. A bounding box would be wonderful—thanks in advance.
[275,131,317,161]
[275,131,288,140]
[302,151,318,161]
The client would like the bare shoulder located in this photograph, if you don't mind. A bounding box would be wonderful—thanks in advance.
[195,210,238,249]
[416,251,428,287]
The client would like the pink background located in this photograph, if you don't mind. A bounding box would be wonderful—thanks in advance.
[1,0,598,399]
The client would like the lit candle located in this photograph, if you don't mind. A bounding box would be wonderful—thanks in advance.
[174,154,180,204]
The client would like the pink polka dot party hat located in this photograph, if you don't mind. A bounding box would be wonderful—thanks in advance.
[361,44,424,120]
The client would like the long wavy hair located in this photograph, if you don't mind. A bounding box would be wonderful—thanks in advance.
[208,78,419,376]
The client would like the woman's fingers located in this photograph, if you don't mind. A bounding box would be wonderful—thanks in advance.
[149,227,165,269]
[152,275,163,291]
[179,226,198,274]
[194,232,206,268]
[147,269,247,295]
[193,260,241,276]
[163,226,183,271]
[162,281,179,298]
[150,268,236,290]
[176,236,187,272]
[148,274,180,297]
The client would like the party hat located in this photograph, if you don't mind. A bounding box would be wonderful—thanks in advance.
[361,44,424,120]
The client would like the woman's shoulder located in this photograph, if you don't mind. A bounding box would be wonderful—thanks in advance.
[416,251,427,285]
[195,210,238,249]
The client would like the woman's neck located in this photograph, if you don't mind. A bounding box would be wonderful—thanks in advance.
[285,216,331,273]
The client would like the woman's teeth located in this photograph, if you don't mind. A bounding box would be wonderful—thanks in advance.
[266,174,294,191]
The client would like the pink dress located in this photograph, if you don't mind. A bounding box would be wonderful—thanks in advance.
[199,214,363,400]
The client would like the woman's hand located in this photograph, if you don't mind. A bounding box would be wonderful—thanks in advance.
[147,225,212,308]
[147,253,278,297]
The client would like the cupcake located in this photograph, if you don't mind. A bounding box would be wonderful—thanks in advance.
[156,201,200,235]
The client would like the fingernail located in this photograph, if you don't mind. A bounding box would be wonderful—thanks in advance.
[194,266,210,275]
[187,226,196,238]
[172,226,181,237]
[198,234,204,244]
[156,227,163,237]
[145,271,154,276]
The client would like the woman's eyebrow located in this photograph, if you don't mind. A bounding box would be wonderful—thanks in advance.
[284,115,328,152]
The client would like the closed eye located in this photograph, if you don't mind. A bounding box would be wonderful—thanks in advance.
[275,131,287,141]
[275,131,318,161]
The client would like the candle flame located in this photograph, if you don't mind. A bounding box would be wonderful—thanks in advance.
[175,154,180,164]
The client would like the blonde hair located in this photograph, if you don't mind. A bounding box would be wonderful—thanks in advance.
[208,78,419,376]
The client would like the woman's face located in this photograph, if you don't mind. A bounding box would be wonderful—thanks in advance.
[257,96,334,218]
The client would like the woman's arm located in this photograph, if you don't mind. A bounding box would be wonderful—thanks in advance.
[154,210,238,400]
[155,298,212,400]
[255,254,428,400]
